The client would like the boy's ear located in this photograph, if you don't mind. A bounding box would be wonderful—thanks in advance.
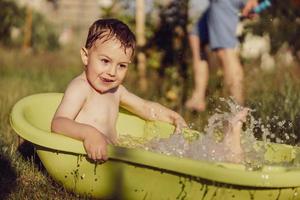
[80,47,88,66]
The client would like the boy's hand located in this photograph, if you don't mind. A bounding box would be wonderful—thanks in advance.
[83,130,110,161]
[173,115,188,134]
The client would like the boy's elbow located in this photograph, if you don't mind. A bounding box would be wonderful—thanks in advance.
[51,117,62,133]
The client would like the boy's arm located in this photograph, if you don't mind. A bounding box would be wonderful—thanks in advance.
[119,86,187,132]
[51,79,109,160]
[51,78,90,140]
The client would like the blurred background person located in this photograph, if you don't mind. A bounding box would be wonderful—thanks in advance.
[185,0,258,112]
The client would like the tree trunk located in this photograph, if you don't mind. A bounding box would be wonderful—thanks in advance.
[22,6,32,52]
[136,0,147,91]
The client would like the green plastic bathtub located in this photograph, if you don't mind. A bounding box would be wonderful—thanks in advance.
[10,93,300,200]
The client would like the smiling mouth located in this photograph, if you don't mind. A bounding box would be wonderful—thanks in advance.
[100,77,115,83]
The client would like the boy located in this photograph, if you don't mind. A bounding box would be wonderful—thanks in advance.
[51,18,187,161]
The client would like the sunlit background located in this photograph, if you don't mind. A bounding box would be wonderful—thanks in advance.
[0,0,300,199]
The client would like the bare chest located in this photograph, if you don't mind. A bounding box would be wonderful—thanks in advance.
[75,93,120,135]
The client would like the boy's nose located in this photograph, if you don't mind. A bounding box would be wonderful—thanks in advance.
[108,65,117,76]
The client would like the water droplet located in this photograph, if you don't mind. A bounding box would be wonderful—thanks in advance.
[81,174,85,179]
[294,192,298,196]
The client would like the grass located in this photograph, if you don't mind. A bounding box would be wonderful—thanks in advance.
[0,47,86,199]
[0,45,300,199]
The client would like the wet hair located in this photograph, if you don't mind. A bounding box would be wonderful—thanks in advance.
[85,18,136,57]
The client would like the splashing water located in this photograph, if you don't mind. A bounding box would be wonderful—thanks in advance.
[146,98,250,164]
[118,98,298,171]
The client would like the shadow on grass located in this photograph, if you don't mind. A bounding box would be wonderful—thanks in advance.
[17,140,44,171]
[0,153,17,199]
[16,141,86,199]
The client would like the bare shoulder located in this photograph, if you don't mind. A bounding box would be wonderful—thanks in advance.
[118,84,128,95]
[119,84,145,107]
[69,74,90,89]
[65,74,91,96]
[118,85,133,99]
[54,74,91,118]
[60,73,92,105]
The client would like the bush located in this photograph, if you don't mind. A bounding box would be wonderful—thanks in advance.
[0,0,25,46]
[247,0,300,55]
[0,0,59,51]
[30,12,60,52]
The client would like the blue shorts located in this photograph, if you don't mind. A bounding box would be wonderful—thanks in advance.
[191,0,246,50]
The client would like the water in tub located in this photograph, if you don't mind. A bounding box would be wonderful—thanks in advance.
[117,98,298,171]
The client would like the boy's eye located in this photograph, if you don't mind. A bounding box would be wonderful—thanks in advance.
[119,64,127,68]
[101,59,109,64]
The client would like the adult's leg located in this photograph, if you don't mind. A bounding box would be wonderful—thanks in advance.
[185,34,209,111]
[216,48,244,105]
[207,0,245,105]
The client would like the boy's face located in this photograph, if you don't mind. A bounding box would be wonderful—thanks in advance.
[81,37,132,93]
